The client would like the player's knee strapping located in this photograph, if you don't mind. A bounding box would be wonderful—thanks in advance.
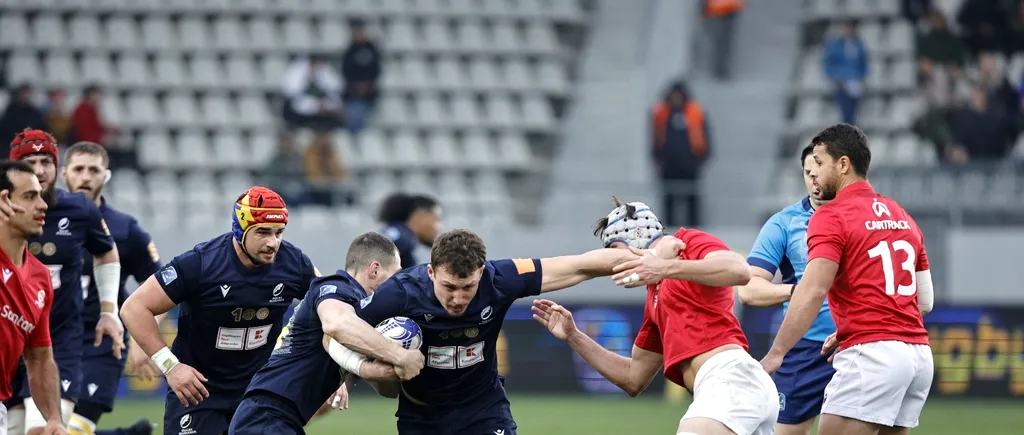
[67,413,97,435]
[7,407,26,435]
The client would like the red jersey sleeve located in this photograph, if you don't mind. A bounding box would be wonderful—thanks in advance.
[28,284,52,348]
[910,218,930,271]
[807,206,845,264]
[676,229,730,260]
[633,315,662,354]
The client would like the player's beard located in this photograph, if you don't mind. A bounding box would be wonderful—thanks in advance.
[77,183,103,202]
[42,183,58,208]
[818,178,839,201]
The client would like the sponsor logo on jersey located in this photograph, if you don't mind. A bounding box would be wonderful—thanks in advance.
[35,290,45,309]
[872,199,891,218]
[865,220,911,231]
[1,304,36,333]
[56,217,72,236]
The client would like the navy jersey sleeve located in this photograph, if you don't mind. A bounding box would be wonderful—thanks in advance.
[310,277,362,310]
[155,251,202,304]
[126,219,161,283]
[355,278,408,327]
[491,258,543,300]
[84,200,116,256]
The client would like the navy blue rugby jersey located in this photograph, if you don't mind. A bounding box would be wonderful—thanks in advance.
[28,189,116,333]
[381,223,420,270]
[81,198,161,351]
[155,233,316,394]
[246,271,367,423]
[356,259,543,407]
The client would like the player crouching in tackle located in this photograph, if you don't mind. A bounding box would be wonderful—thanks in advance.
[229,232,426,435]
[533,199,779,435]
[121,187,321,435]
[341,229,642,435]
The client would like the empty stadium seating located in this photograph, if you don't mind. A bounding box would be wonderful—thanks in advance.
[3,0,591,228]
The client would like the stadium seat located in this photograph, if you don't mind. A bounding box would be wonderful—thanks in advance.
[378,95,411,128]
[450,95,483,129]
[891,134,920,165]
[437,171,470,204]
[807,0,842,20]
[248,131,277,166]
[857,22,883,52]
[503,59,532,92]
[524,22,560,55]
[200,94,238,128]
[190,55,225,89]
[401,171,437,196]
[422,19,454,54]
[125,94,160,127]
[141,16,174,50]
[496,133,532,169]
[116,55,150,88]
[545,0,587,23]
[537,61,570,95]
[283,17,315,52]
[357,130,390,168]
[487,95,520,129]
[491,21,522,55]
[318,19,350,50]
[0,14,30,48]
[164,93,199,127]
[435,58,468,92]
[521,96,555,131]
[424,131,459,168]
[220,172,254,201]
[363,171,401,204]
[225,55,259,90]
[211,131,245,168]
[456,20,489,53]
[236,94,273,129]
[6,51,38,85]
[331,131,360,170]
[69,14,102,49]
[182,171,219,208]
[99,94,125,126]
[462,132,496,169]
[213,17,244,51]
[177,130,211,169]
[154,54,186,88]
[105,16,139,50]
[137,130,173,168]
[469,58,502,92]
[178,17,211,51]
[474,171,507,204]
[885,22,914,55]
[888,59,916,90]
[43,54,75,88]
[402,56,432,93]
[259,56,288,89]
[248,17,280,51]
[796,51,830,94]
[386,19,418,53]
[81,55,115,87]
[391,131,426,168]
[33,14,66,49]
[415,94,448,129]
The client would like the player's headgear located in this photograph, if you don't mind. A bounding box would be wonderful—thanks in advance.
[600,201,664,249]
[232,186,288,251]
[9,129,59,165]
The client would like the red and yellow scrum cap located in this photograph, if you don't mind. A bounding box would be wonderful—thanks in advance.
[231,186,288,244]
[10,129,59,165]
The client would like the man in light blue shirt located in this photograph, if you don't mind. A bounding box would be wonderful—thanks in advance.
[739,144,835,435]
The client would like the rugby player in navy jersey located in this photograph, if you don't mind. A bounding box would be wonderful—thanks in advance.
[120,187,320,435]
[354,228,642,435]
[378,193,442,269]
[229,232,425,435]
[60,142,158,435]
[5,130,122,435]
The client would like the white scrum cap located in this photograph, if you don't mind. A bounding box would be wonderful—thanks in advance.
[599,201,664,249]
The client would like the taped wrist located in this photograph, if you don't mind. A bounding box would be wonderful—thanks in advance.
[328,338,367,376]
[94,262,122,315]
[151,346,180,375]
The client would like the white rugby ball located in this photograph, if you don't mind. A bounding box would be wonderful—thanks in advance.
[375,316,423,350]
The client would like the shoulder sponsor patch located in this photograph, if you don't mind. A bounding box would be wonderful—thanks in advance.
[318,284,338,297]
[147,242,160,263]
[159,266,178,285]
[512,258,535,275]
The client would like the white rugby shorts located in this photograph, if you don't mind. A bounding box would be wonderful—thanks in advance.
[822,340,933,428]
[681,349,779,435]
[0,401,6,435]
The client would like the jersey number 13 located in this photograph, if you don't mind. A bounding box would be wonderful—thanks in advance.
[867,240,916,296]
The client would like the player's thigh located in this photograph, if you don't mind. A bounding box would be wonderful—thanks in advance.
[817,413,880,435]
[682,350,779,435]
[163,402,230,435]
[878,427,911,435]
[77,353,126,413]
[22,397,75,430]
[821,341,916,427]
[775,420,816,435]
[228,397,303,435]
[677,417,736,435]
[892,344,934,429]
[773,339,835,427]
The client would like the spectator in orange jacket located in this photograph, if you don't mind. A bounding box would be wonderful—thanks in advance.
[704,0,745,80]
[651,81,710,227]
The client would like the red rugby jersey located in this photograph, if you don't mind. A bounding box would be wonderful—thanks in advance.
[0,245,53,401]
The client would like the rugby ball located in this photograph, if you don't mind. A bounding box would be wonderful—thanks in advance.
[376,317,423,350]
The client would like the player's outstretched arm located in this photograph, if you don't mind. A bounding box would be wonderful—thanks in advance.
[318,299,410,366]
[532,300,661,397]
[613,248,751,288]
[762,257,836,374]
[537,249,640,293]
[23,345,64,428]
[736,266,793,307]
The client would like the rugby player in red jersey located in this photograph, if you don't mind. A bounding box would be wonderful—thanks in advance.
[0,161,66,435]
[762,124,934,435]
[533,199,778,435]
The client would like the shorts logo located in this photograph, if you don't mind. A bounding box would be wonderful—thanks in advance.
[179,413,197,435]
[779,392,786,411]
[56,217,72,236]
[495,430,505,435]
[87,383,98,397]
[61,379,70,392]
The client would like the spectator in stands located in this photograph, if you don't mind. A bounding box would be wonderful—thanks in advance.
[281,54,344,131]
[71,84,117,145]
[950,84,1015,163]
[902,0,933,26]
[341,19,382,135]
[956,0,1013,56]
[974,54,1020,122]
[262,131,311,206]
[916,9,967,79]
[303,132,348,206]
[0,84,46,144]
[42,89,71,144]
[702,0,745,80]
[822,20,869,125]
[651,81,709,227]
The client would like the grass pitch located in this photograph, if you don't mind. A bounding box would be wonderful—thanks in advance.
[99,394,1022,434]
